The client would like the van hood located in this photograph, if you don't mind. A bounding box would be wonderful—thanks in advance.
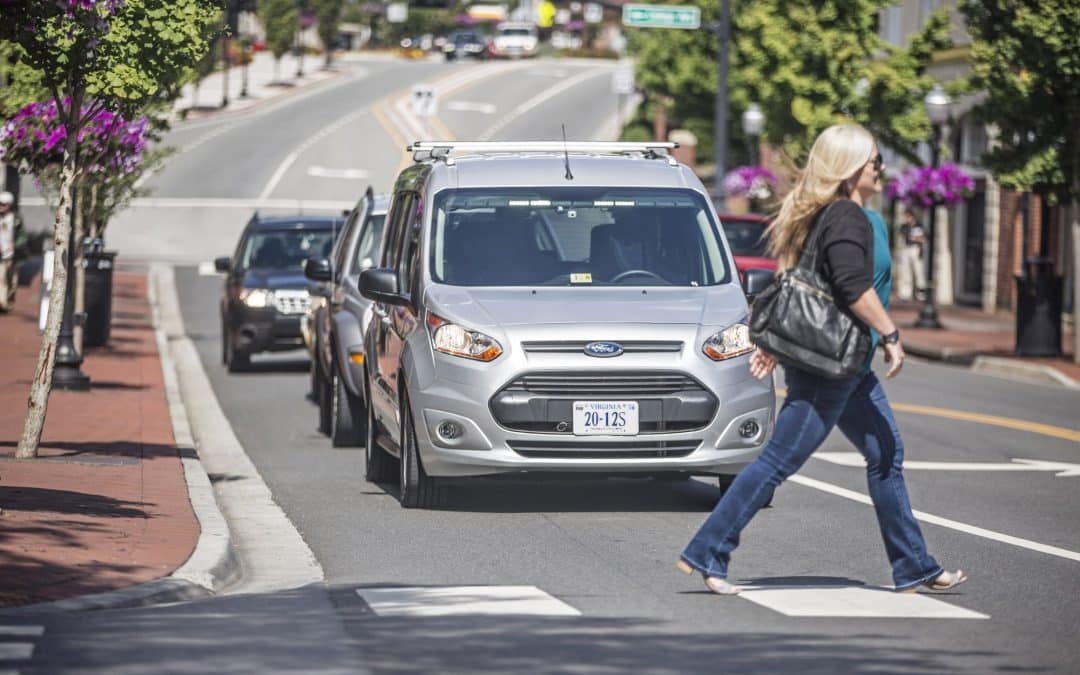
[424,284,748,328]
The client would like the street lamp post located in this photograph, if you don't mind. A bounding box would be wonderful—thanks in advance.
[711,0,731,206]
[915,84,950,330]
[741,102,764,166]
[52,190,90,391]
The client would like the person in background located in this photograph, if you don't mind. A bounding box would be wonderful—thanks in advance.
[0,191,28,313]
[896,208,927,300]
[677,124,966,596]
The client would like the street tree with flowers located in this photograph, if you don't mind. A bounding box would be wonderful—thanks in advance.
[0,0,218,459]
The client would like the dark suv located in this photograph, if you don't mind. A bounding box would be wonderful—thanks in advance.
[216,214,341,372]
[303,189,389,445]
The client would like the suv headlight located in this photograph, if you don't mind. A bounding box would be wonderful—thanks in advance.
[427,313,502,362]
[240,288,273,308]
[702,321,754,361]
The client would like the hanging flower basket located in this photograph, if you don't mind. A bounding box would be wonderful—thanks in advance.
[887,163,975,207]
[723,165,778,200]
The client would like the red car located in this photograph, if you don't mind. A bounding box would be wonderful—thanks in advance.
[719,212,777,279]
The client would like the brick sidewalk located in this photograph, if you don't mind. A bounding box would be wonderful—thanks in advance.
[0,271,199,608]
[891,299,1080,384]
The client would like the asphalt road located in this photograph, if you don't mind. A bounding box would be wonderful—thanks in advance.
[8,56,1080,674]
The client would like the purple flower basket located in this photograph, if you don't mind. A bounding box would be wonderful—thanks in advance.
[887,163,975,207]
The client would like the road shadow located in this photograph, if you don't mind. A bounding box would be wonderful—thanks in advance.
[228,357,311,375]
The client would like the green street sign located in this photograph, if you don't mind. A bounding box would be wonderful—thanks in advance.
[622,4,701,29]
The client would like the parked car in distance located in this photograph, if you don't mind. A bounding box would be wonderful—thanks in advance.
[216,214,341,372]
[360,141,775,508]
[491,22,539,58]
[443,30,488,61]
[719,212,777,278]
[304,188,389,446]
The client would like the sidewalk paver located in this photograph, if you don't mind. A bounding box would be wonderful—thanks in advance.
[0,271,200,608]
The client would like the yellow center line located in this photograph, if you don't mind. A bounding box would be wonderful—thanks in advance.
[775,387,1080,443]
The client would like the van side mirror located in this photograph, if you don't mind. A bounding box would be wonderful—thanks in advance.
[359,268,410,307]
[742,268,774,302]
[214,256,231,273]
[303,256,332,282]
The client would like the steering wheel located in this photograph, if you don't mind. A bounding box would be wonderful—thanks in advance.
[610,269,667,284]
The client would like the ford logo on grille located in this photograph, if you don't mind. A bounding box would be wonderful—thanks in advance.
[584,341,624,358]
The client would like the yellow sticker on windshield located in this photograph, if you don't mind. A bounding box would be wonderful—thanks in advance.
[570,273,593,284]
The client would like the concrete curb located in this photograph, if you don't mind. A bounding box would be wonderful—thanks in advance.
[3,268,240,616]
[972,355,1080,389]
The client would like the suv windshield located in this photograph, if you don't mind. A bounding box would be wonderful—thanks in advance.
[721,218,769,257]
[431,187,731,286]
[241,228,334,271]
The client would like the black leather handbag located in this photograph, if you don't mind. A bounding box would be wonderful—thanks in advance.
[749,203,872,379]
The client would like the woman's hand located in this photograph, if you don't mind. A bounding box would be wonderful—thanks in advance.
[883,341,905,379]
[750,349,778,380]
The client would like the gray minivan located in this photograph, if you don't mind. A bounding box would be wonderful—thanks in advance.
[361,142,775,508]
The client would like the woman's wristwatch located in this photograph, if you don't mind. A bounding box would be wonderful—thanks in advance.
[882,329,901,345]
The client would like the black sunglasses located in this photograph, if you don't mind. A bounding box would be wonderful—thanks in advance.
[871,154,884,173]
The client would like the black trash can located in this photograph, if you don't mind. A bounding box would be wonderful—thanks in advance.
[1015,256,1063,357]
[83,249,117,348]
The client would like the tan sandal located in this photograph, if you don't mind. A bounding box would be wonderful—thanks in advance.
[899,569,967,593]
[676,560,742,596]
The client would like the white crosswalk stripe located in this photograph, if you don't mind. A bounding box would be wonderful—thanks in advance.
[737,585,989,619]
[0,624,45,664]
[357,586,581,618]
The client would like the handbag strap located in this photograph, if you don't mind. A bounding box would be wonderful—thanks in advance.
[795,200,842,272]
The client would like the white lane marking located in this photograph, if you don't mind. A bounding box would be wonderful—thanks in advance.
[21,196,354,211]
[306,165,370,180]
[197,261,219,276]
[530,69,569,77]
[445,101,497,114]
[478,66,615,141]
[738,585,989,619]
[0,643,35,659]
[0,626,44,637]
[257,107,371,200]
[815,452,1080,477]
[789,474,1080,563]
[356,586,581,617]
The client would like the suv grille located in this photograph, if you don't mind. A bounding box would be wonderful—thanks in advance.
[503,372,703,397]
[508,439,700,459]
[273,290,311,315]
[491,371,717,434]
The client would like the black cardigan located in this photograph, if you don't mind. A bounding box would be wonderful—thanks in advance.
[808,199,874,306]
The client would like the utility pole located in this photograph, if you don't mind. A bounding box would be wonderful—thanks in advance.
[713,0,730,204]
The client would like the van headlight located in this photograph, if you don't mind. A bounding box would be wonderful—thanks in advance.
[240,288,273,308]
[702,321,754,361]
[427,313,503,362]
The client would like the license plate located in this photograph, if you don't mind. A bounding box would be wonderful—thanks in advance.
[572,401,639,436]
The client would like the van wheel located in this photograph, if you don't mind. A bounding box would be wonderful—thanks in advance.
[331,370,365,447]
[364,373,395,483]
[398,389,440,508]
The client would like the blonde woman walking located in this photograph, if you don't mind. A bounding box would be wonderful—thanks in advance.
[677,124,966,595]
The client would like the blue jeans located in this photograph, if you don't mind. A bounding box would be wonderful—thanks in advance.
[681,367,943,590]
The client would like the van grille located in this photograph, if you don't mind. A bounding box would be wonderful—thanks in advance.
[503,371,705,397]
[508,439,700,459]
[521,341,683,354]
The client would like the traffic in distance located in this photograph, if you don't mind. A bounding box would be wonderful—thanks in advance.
[216,141,778,509]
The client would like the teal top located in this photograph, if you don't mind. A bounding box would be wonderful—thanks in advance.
[863,208,892,371]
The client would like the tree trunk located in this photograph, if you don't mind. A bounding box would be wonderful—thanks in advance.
[73,184,86,354]
[1072,204,1079,365]
[16,138,77,459]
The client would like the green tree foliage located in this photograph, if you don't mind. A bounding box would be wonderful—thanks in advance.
[960,0,1080,204]
[630,0,951,164]
[0,42,47,115]
[263,0,300,70]
[312,0,345,66]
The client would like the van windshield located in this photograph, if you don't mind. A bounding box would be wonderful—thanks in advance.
[430,187,732,286]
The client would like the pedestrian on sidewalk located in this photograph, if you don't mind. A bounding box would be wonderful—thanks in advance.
[677,124,967,596]
[896,208,927,300]
[0,191,28,313]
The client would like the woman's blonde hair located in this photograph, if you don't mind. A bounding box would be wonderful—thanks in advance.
[766,124,876,270]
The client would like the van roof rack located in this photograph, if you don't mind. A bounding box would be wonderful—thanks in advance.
[408,141,680,166]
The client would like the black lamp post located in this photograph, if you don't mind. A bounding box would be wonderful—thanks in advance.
[52,191,90,391]
[915,83,950,329]
[741,102,764,167]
